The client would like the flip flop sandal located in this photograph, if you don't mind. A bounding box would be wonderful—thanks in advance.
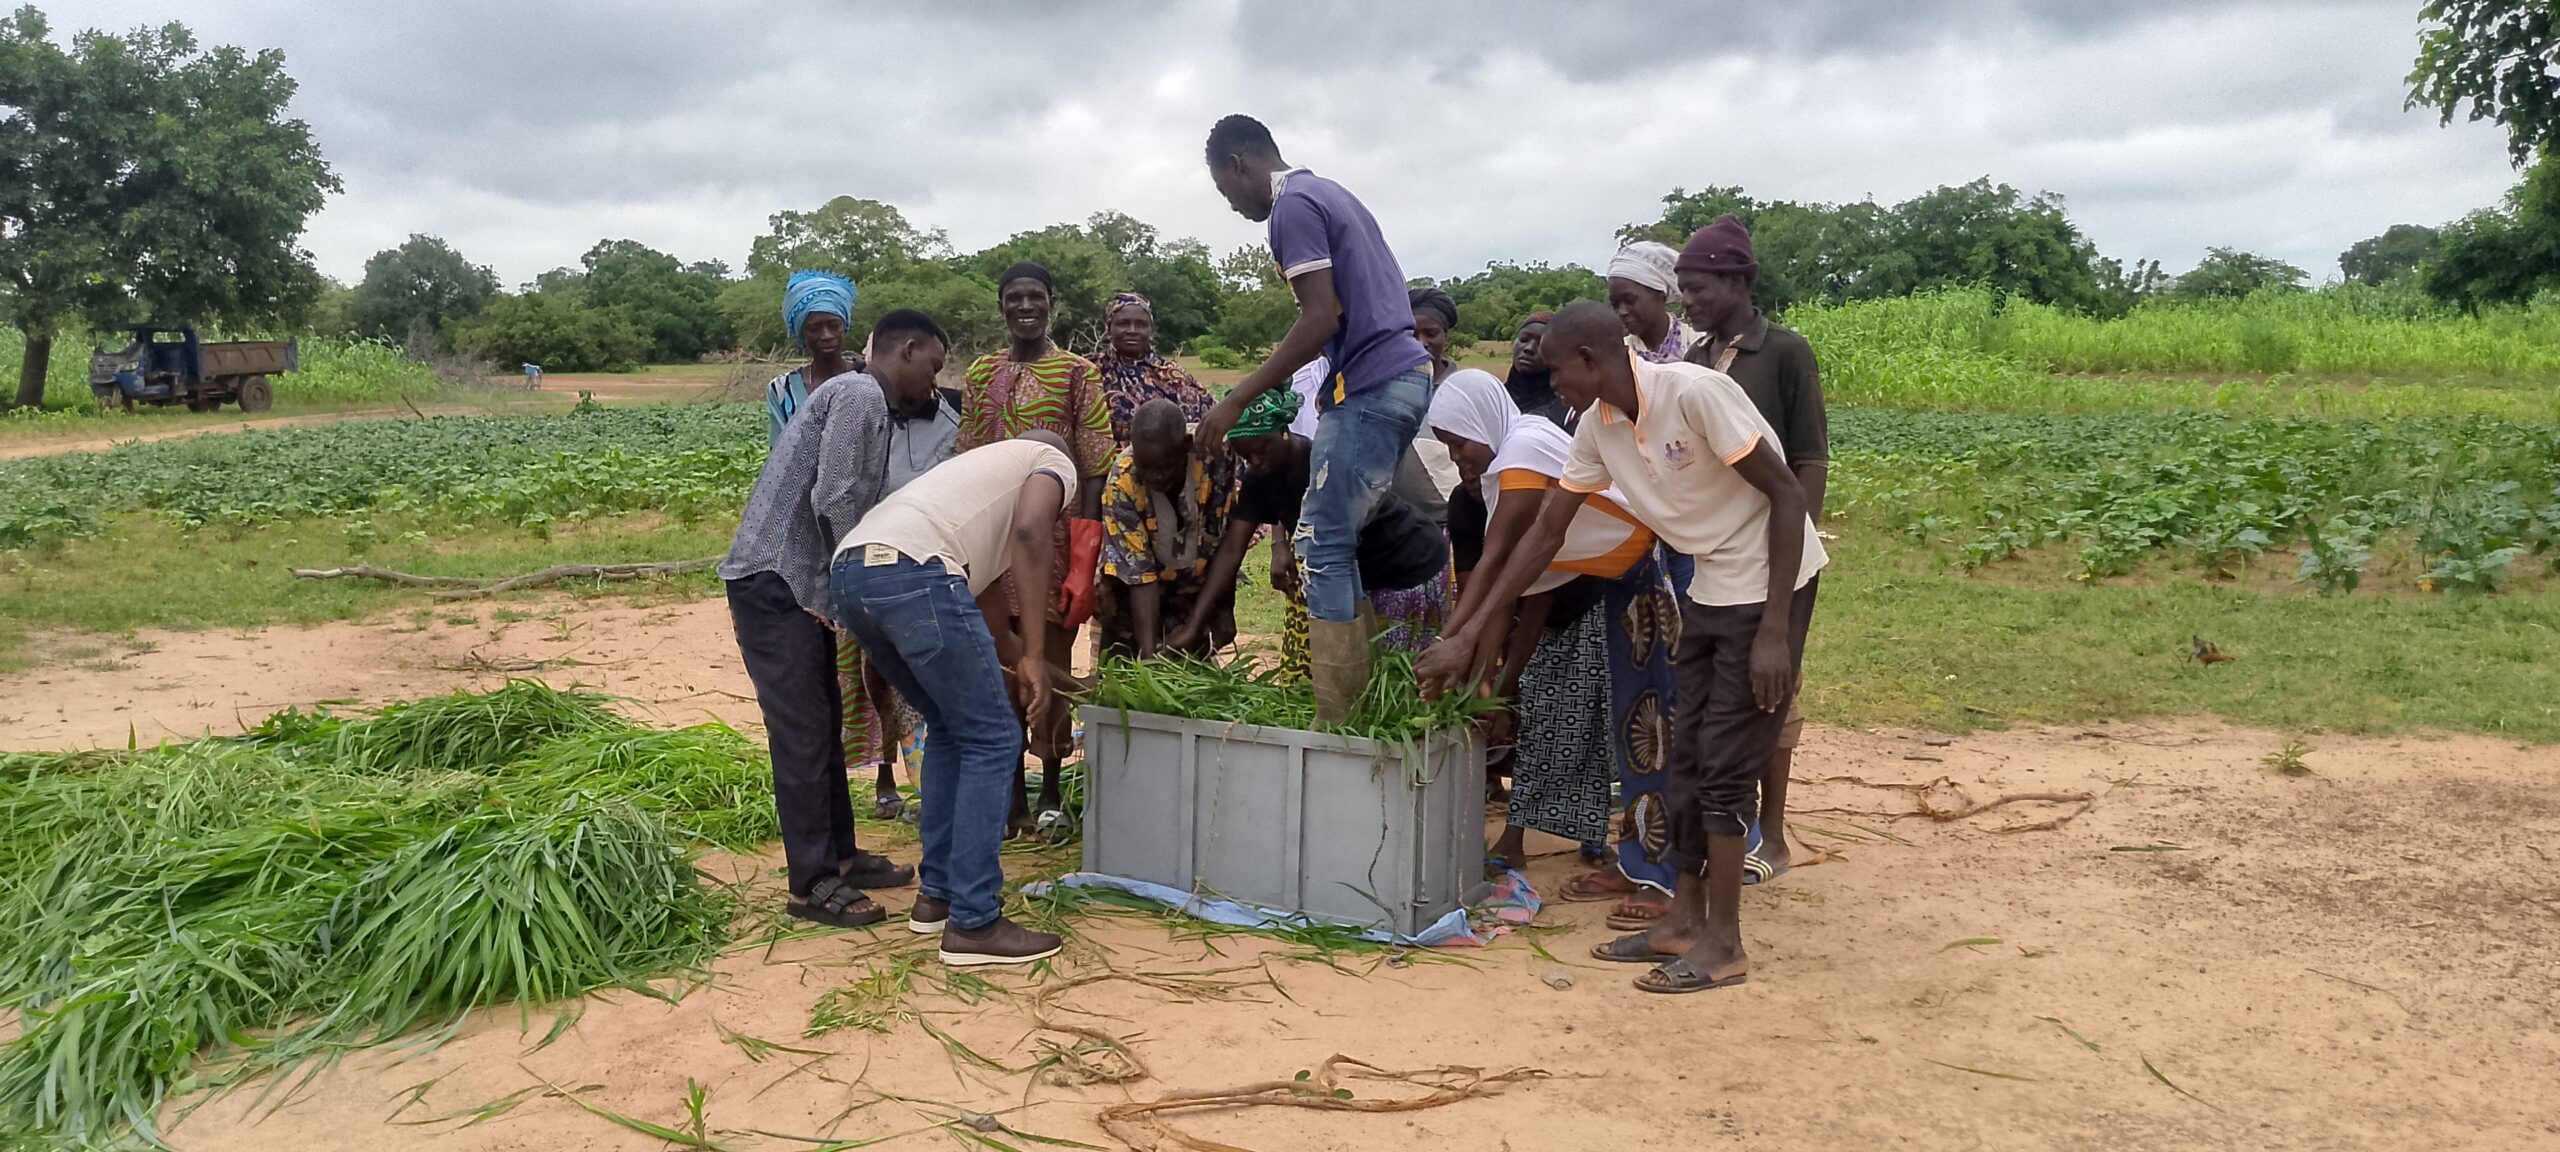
[1590,931,1682,965]
[1634,956,1748,995]
[1605,896,1672,932]
[788,875,886,930]
[1741,821,1775,886]
[1034,809,1074,844]
[1484,854,1517,879]
[841,850,914,890]
[872,792,907,823]
[1556,870,1639,903]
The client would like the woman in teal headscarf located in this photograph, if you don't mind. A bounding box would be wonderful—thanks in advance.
[766,271,859,446]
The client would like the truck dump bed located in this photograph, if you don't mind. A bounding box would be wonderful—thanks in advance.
[198,340,296,377]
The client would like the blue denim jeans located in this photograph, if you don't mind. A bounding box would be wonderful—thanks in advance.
[831,554,1018,931]
[1297,367,1432,623]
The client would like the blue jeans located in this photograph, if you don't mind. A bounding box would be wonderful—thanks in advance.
[831,554,1018,931]
[1297,366,1431,623]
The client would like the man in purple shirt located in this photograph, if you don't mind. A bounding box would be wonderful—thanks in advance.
[1200,113,1433,722]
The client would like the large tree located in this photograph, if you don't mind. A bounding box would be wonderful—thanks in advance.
[0,8,335,406]
[2339,224,2445,285]
[2421,150,2560,309]
[2170,248,2308,300]
[578,239,731,362]
[345,234,498,345]
[1618,178,2108,315]
[744,195,951,281]
[2409,0,2560,165]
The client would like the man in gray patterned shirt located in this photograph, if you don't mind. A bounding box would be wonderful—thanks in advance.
[720,309,950,929]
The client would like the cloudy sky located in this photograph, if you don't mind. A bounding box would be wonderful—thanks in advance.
[44,0,2520,288]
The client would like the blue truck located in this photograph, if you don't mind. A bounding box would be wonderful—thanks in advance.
[88,326,296,412]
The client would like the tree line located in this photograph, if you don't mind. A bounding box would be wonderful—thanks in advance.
[10,2,2560,401]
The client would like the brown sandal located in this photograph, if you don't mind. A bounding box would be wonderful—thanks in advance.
[1604,893,1672,932]
[1556,869,1639,903]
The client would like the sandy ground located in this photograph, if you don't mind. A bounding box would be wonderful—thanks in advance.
[3,602,2556,1151]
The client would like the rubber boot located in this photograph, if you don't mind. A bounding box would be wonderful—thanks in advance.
[1309,618,1370,727]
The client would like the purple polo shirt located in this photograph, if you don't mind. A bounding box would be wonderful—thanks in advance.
[1266,170,1430,402]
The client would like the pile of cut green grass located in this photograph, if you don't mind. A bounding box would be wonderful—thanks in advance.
[1092,648,1501,742]
[0,680,775,1145]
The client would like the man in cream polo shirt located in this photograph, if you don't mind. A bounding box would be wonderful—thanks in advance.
[1420,302,1823,997]
[829,433,1076,968]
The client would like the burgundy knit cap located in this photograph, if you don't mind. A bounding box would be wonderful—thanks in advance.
[1676,214,1758,282]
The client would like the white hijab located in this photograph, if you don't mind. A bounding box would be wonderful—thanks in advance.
[1424,368,1517,452]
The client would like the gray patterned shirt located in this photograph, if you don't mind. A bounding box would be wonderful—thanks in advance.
[719,372,891,619]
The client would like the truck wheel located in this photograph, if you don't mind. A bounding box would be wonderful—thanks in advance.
[237,376,273,413]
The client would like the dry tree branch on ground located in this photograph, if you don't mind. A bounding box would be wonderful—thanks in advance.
[288,557,719,599]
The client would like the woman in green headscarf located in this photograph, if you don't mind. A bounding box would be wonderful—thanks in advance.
[1165,388,1448,676]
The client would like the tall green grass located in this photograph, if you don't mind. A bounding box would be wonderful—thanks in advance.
[284,337,444,401]
[0,681,775,1144]
[1793,287,2560,419]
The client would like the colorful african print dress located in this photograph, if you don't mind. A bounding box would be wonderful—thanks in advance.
[1094,447,1237,655]
[1092,349,1212,443]
[960,347,1112,761]
[1611,549,1688,893]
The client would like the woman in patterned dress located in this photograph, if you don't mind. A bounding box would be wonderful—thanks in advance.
[1091,291,1212,440]
[960,261,1112,836]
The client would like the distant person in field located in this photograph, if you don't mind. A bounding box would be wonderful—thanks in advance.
[522,362,542,389]
[1678,213,1830,885]
[1098,398,1237,658]
[1167,388,1448,674]
[1609,241,1699,363]
[1199,113,1435,723]
[959,260,1111,837]
[1420,301,1824,994]
[831,432,1078,968]
[718,308,955,930]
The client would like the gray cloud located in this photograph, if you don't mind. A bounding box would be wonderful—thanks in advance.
[40,0,2518,288]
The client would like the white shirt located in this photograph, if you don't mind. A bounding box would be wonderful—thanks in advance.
[837,440,1076,595]
[1562,353,1827,607]
[1488,419,1653,595]
[1287,357,1326,439]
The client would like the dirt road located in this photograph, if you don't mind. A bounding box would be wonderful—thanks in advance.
[4,601,2552,1150]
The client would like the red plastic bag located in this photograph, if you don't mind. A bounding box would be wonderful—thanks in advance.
[1057,517,1102,628]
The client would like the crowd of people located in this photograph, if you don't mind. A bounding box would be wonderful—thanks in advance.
[719,114,1828,989]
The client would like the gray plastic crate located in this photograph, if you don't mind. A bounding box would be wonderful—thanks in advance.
[1079,705,1489,937]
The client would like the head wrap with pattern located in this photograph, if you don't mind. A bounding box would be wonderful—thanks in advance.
[1225,386,1303,440]
[783,271,857,350]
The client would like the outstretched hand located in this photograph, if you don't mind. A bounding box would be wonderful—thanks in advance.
[1413,630,1481,700]
[1195,393,1244,453]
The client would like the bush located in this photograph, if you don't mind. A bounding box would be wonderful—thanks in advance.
[451,294,651,373]
[2236,316,2302,374]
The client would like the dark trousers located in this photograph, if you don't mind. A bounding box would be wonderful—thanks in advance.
[1663,577,1818,874]
[726,572,856,898]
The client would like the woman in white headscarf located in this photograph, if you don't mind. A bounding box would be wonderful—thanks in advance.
[1424,370,1687,909]
[1608,241,1699,363]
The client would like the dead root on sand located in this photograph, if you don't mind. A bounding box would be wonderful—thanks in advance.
[1800,775,2097,833]
[1096,1054,1548,1152]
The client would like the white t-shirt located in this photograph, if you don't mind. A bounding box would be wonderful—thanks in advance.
[837,440,1076,595]
[1287,357,1326,439]
[1562,353,1827,607]
[1485,419,1653,595]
